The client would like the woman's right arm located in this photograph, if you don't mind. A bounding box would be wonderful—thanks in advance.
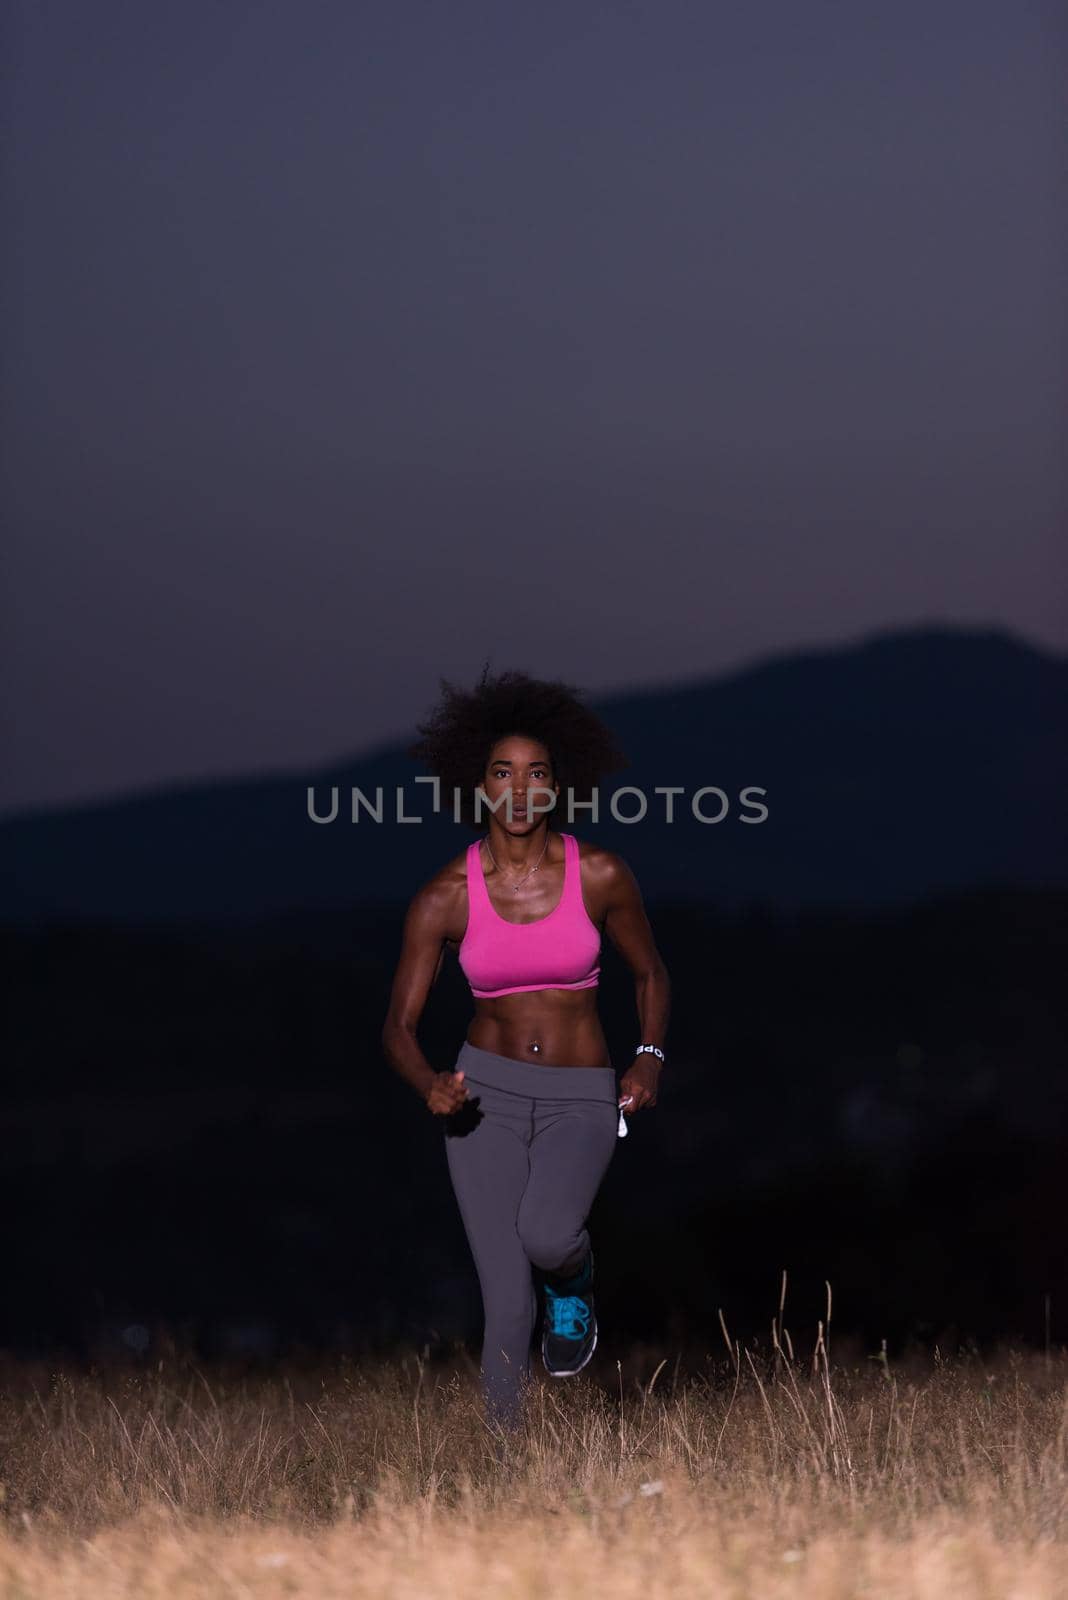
[381,883,469,1115]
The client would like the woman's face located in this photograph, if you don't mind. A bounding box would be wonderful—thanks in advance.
[482,735,559,829]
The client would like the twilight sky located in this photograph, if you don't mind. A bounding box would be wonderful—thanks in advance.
[2,0,1064,817]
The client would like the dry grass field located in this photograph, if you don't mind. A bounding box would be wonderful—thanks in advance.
[1,1317,1066,1599]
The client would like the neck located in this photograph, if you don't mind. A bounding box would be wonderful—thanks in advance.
[484,820,554,867]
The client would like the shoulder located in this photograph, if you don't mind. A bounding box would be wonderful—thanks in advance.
[570,836,642,904]
[404,843,472,938]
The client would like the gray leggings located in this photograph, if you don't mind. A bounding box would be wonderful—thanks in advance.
[443,1040,619,1428]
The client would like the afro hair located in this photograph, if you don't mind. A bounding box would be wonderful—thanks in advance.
[406,661,630,829]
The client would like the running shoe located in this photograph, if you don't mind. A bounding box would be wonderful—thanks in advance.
[541,1247,597,1377]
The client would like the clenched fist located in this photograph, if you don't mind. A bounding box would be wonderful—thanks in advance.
[424,1068,469,1116]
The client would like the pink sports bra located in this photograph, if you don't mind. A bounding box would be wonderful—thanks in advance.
[458,830,601,1000]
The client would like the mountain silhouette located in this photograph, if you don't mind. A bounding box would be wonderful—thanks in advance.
[2,624,1064,923]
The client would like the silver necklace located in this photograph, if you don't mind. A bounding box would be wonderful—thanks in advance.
[481,828,550,893]
[482,828,552,1055]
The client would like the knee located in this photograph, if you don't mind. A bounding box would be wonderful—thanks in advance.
[518,1218,583,1274]
[481,1268,536,1331]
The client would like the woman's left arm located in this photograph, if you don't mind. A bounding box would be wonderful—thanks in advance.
[599,853,671,1114]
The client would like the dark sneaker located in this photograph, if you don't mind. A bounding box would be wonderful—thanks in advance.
[541,1248,597,1377]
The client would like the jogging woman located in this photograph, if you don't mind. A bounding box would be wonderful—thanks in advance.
[381,667,671,1431]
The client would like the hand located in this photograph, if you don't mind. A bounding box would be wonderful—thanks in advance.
[425,1068,469,1116]
[618,1055,660,1116]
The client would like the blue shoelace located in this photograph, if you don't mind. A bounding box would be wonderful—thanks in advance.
[546,1293,591,1340]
